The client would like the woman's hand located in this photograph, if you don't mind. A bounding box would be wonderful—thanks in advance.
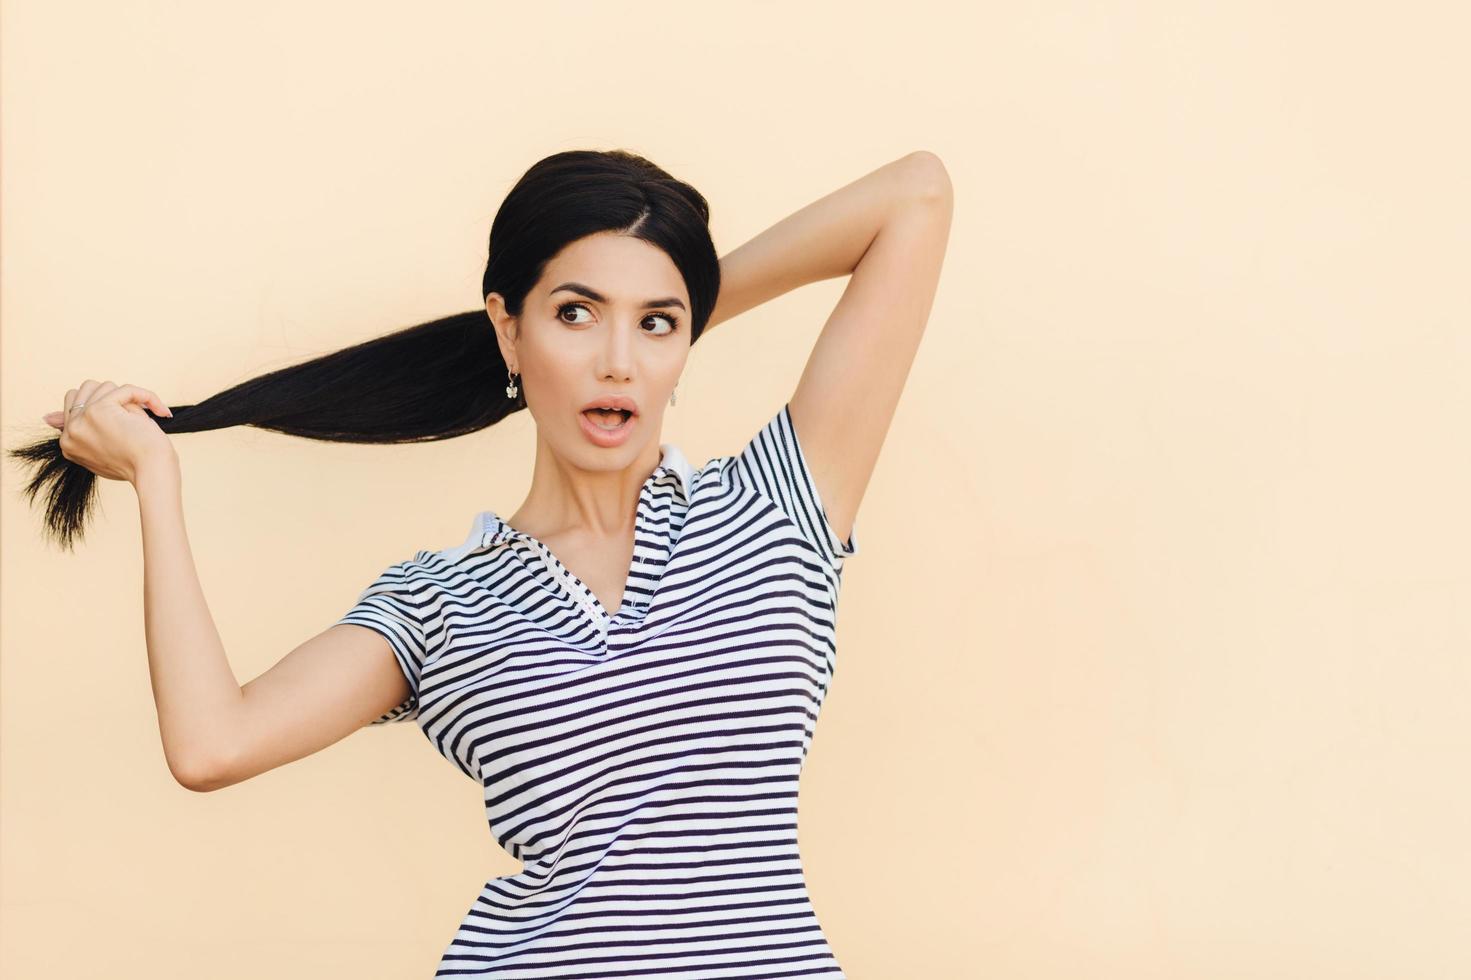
[44,380,176,485]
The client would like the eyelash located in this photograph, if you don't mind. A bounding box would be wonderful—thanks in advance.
[555,301,679,335]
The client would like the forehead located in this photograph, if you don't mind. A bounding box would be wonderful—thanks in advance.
[540,233,686,301]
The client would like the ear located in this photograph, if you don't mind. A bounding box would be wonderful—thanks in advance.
[484,292,519,366]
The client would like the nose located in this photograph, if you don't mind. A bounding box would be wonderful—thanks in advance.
[595,319,635,382]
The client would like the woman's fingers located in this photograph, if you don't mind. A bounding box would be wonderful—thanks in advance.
[78,381,120,420]
[52,380,176,482]
[48,382,172,430]
[63,380,102,430]
[107,384,173,419]
[125,385,173,417]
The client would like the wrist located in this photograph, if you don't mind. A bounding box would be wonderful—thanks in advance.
[132,449,180,494]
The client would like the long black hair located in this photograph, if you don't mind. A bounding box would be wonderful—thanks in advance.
[8,148,721,551]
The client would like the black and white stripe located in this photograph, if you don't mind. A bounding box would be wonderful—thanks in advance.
[338,401,859,978]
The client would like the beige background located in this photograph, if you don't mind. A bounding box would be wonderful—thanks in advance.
[4,2,1469,977]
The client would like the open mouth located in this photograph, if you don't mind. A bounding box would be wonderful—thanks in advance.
[582,408,634,430]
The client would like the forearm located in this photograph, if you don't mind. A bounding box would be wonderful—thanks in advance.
[134,452,244,788]
[706,152,934,332]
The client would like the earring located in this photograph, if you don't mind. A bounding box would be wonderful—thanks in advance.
[505,370,520,399]
[670,386,678,406]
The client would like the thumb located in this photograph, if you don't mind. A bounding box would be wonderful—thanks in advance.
[121,386,174,418]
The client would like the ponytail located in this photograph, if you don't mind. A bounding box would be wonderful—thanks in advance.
[9,147,719,551]
[9,309,520,550]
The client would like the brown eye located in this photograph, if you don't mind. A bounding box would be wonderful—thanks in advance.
[557,302,592,323]
[557,301,679,336]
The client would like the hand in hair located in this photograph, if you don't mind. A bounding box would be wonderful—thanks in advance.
[47,380,176,485]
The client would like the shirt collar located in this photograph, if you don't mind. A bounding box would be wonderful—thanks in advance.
[434,442,693,566]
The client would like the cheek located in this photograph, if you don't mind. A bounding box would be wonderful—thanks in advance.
[517,332,570,385]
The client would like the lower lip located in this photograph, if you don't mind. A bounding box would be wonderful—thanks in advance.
[579,410,637,447]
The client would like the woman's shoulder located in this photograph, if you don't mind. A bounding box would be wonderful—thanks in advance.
[423,511,498,568]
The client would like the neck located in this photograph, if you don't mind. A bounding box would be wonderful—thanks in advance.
[510,438,665,541]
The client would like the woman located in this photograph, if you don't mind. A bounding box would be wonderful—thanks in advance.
[15,147,952,977]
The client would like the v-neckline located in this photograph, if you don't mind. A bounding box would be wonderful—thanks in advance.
[485,445,687,630]
[503,494,651,625]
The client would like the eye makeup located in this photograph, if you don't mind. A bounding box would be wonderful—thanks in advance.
[555,301,679,335]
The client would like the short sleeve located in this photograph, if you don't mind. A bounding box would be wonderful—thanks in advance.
[335,560,428,725]
[728,401,860,568]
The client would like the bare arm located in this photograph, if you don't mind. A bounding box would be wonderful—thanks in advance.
[706,151,954,543]
[705,154,919,333]
[789,153,952,545]
[223,624,413,789]
[135,455,410,791]
[135,454,246,789]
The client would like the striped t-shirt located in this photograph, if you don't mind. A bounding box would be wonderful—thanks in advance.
[337,401,859,978]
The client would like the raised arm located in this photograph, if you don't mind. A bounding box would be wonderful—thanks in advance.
[708,151,954,543]
[133,456,411,791]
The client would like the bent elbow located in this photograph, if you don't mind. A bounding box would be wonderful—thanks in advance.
[170,754,233,793]
[902,151,953,204]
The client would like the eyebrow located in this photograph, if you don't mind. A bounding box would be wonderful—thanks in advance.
[550,282,686,312]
